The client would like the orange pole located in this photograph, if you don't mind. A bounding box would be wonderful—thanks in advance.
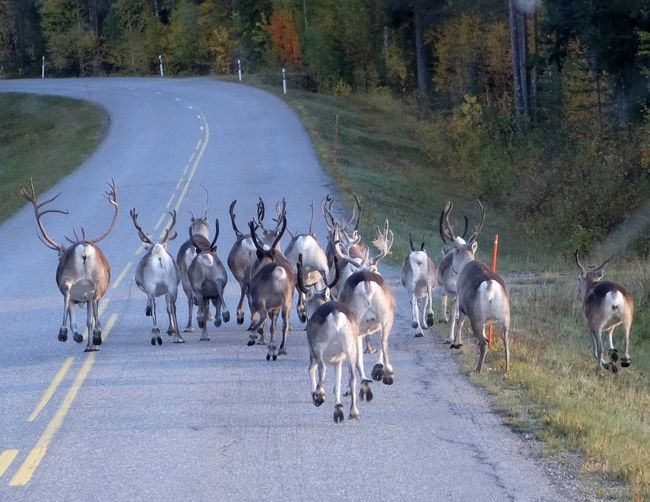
[487,234,499,347]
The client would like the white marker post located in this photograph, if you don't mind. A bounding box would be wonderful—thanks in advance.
[282,68,287,95]
[41,56,45,79]
[159,55,164,77]
[238,59,242,81]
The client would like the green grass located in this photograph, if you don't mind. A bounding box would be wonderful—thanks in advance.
[0,93,109,222]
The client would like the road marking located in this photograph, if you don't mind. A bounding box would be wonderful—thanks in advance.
[165,192,175,209]
[174,117,210,215]
[0,450,18,478]
[112,261,133,289]
[10,315,117,487]
[153,212,166,230]
[175,179,183,190]
[28,357,74,422]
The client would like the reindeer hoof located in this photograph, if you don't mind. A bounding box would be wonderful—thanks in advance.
[214,318,222,327]
[610,363,619,374]
[58,328,68,342]
[426,313,434,327]
[145,306,152,316]
[223,312,230,323]
[298,313,307,323]
[278,348,287,356]
[183,327,194,333]
[360,381,373,402]
[92,332,102,346]
[157,336,162,345]
[73,333,84,344]
[272,354,277,361]
[173,336,185,344]
[411,321,418,329]
[609,349,619,362]
[266,354,271,361]
[151,338,156,346]
[383,374,394,385]
[371,364,384,382]
[257,327,264,335]
[414,332,424,338]
[621,358,631,368]
[333,404,344,423]
[312,391,325,407]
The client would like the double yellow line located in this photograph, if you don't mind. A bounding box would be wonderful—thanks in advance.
[3,105,210,488]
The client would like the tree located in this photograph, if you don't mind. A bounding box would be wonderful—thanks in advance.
[39,0,98,75]
[266,7,301,68]
[164,0,200,74]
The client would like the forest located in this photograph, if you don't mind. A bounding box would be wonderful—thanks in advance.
[1,0,650,252]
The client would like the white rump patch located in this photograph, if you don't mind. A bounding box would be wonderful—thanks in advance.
[198,254,215,267]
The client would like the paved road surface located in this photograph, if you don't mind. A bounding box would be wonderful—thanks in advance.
[0,78,586,501]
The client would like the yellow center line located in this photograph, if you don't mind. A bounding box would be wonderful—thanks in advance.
[174,117,210,215]
[153,212,166,230]
[0,450,18,478]
[165,192,175,209]
[28,357,74,423]
[10,314,117,487]
[111,261,133,289]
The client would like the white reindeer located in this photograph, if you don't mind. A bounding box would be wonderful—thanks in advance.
[335,221,397,385]
[575,251,634,373]
[400,234,437,337]
[130,208,183,345]
[441,200,511,374]
[297,254,371,422]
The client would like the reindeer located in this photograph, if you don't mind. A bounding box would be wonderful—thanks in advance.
[400,234,437,337]
[441,200,510,374]
[227,198,286,327]
[176,187,210,333]
[21,179,118,352]
[187,219,230,341]
[297,254,371,422]
[283,203,330,323]
[575,251,634,373]
[247,217,295,361]
[322,194,377,354]
[130,209,183,345]
[335,220,397,385]
[436,205,469,336]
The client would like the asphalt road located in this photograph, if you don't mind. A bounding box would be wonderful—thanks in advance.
[0,77,586,501]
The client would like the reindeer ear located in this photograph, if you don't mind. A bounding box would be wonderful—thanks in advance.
[470,241,478,253]
[594,270,604,282]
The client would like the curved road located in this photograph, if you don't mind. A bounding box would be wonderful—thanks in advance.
[0,78,585,501]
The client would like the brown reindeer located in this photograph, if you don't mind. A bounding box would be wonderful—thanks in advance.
[575,251,634,373]
[21,179,118,351]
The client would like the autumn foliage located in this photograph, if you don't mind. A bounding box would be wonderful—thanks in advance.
[265,9,301,68]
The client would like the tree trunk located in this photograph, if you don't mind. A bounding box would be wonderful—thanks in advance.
[414,6,429,95]
[509,0,531,130]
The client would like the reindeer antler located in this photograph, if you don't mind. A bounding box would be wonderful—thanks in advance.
[20,178,67,252]
[130,208,153,245]
[90,179,119,244]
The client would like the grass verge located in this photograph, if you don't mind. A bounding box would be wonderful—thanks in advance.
[273,83,650,500]
[0,92,109,222]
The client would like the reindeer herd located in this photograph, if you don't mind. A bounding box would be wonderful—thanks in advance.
[20,180,636,423]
